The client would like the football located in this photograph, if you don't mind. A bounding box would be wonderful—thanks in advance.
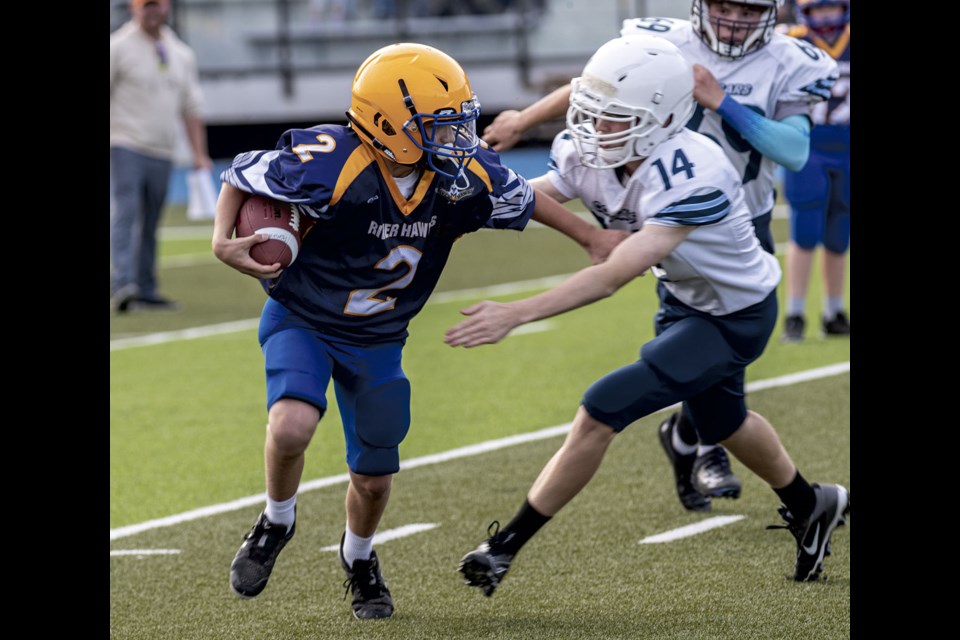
[235,195,306,268]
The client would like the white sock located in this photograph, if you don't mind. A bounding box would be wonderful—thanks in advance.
[697,444,718,457]
[825,297,845,317]
[264,494,297,529]
[342,522,374,568]
[671,428,698,456]
[787,297,806,317]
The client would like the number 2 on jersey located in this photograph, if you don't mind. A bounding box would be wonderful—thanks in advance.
[345,245,422,316]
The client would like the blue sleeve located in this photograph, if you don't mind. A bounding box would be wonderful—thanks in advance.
[715,96,812,171]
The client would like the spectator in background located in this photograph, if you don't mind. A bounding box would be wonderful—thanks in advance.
[779,0,850,341]
[110,0,212,313]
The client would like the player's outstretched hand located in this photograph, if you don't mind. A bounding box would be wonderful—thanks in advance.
[482,110,523,152]
[445,301,520,347]
[212,234,283,280]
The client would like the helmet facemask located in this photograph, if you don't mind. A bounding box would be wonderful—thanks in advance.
[402,90,481,179]
[691,0,781,59]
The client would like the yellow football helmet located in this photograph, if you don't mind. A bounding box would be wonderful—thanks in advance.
[347,43,481,179]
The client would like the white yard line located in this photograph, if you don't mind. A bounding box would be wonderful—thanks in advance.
[110,277,569,351]
[110,319,261,351]
[639,516,746,544]
[318,524,440,552]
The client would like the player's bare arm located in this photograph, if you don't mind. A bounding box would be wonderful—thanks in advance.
[211,182,284,279]
[445,224,691,348]
[529,176,631,265]
[482,85,572,152]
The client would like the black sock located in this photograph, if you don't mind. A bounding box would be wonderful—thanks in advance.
[675,411,699,446]
[499,499,551,553]
[773,470,816,521]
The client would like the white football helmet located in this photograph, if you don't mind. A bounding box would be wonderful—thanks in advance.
[691,0,782,59]
[566,34,695,169]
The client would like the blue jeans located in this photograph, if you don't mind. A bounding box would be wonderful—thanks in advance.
[110,146,172,298]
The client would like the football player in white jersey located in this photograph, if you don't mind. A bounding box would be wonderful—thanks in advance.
[449,34,849,594]
[481,0,839,513]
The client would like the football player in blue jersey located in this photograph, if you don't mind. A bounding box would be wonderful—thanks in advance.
[780,0,850,341]
[212,42,625,620]
[447,34,849,596]
[480,0,839,514]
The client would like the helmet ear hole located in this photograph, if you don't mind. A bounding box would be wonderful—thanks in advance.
[372,113,397,136]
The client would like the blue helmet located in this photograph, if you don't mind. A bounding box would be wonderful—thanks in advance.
[795,0,850,37]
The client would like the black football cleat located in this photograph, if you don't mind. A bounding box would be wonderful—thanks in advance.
[781,314,806,343]
[691,446,742,499]
[767,483,850,582]
[458,521,517,597]
[821,311,850,336]
[229,511,295,598]
[658,413,712,512]
[339,533,394,619]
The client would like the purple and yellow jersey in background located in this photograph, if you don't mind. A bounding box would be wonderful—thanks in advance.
[788,24,849,129]
[222,124,535,343]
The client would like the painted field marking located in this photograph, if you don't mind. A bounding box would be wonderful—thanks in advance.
[639,515,746,544]
[318,523,440,552]
[510,320,553,336]
[110,277,569,351]
[110,549,181,557]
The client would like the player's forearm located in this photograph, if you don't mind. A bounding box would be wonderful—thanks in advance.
[518,85,572,131]
[715,96,811,171]
[212,183,246,248]
[511,263,623,325]
[531,189,594,249]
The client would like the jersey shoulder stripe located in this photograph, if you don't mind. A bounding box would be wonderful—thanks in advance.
[330,143,377,207]
[655,189,732,225]
[465,157,493,193]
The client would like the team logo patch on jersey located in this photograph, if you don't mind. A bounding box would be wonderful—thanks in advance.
[591,201,637,225]
[722,83,753,97]
[437,173,475,203]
